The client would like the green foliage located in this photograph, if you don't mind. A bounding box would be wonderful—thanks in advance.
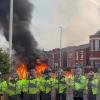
[0,49,10,74]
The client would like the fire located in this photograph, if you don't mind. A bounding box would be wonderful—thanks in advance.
[35,64,48,78]
[65,71,73,79]
[68,74,71,79]
[16,64,27,80]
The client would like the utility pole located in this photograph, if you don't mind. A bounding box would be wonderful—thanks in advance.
[59,26,62,68]
[52,53,55,70]
[9,0,13,64]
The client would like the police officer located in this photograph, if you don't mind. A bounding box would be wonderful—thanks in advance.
[87,71,94,100]
[57,76,66,100]
[73,68,86,100]
[7,74,17,100]
[56,69,66,100]
[50,73,58,100]
[87,71,98,100]
[41,71,52,100]
[16,77,23,97]
[0,72,4,100]
[27,69,38,100]
[97,68,100,100]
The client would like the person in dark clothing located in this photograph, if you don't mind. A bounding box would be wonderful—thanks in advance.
[87,71,97,100]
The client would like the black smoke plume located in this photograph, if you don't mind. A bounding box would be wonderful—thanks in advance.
[0,0,44,64]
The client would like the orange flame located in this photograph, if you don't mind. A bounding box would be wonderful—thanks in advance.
[16,64,27,80]
[65,72,73,79]
[35,64,48,78]
[68,74,71,79]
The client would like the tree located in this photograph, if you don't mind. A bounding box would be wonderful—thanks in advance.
[0,49,10,74]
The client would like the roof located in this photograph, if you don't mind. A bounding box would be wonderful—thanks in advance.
[95,31,100,35]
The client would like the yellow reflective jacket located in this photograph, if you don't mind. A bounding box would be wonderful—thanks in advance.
[91,78,98,95]
[7,81,16,96]
[73,75,87,91]
[28,79,39,94]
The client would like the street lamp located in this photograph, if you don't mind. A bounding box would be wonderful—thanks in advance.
[59,26,63,68]
[9,0,13,64]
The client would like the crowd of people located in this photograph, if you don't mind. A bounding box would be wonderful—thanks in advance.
[0,67,99,100]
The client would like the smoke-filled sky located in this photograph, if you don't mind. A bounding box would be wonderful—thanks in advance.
[1,0,100,50]
[30,0,100,50]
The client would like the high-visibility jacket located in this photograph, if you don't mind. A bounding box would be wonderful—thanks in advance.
[50,78,58,89]
[28,79,39,94]
[16,80,23,95]
[0,81,3,94]
[57,78,66,93]
[38,77,46,92]
[44,79,52,94]
[1,81,7,94]
[91,78,98,95]
[7,81,16,96]
[22,79,29,93]
[73,75,87,91]
[64,76,74,88]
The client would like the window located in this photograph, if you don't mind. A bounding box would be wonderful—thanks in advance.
[95,40,99,51]
[90,40,93,51]
[80,51,84,60]
[90,40,92,50]
[93,40,95,50]
[76,51,78,60]
[99,40,100,50]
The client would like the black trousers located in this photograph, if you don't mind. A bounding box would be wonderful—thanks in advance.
[74,97,83,100]
[88,90,96,100]
[88,95,96,100]
[56,93,66,100]
[8,96,18,100]
[23,94,37,100]
[8,94,37,100]
[18,94,36,100]
[73,90,83,100]
[40,92,51,100]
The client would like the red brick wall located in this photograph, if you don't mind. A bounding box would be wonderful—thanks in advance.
[75,48,89,66]
[90,51,100,57]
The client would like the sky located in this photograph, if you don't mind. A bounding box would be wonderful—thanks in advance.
[30,0,100,50]
[1,0,100,50]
